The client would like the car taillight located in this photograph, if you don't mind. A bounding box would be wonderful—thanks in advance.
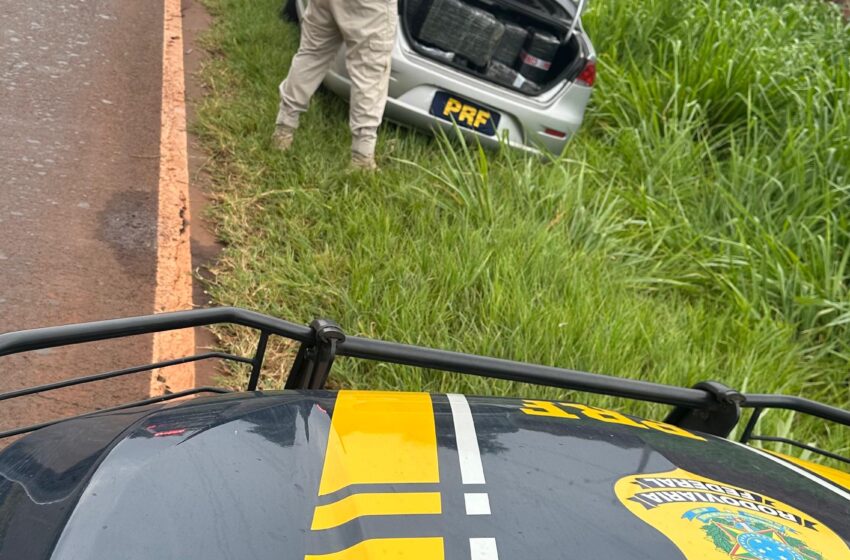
[577,60,596,87]
[544,128,567,139]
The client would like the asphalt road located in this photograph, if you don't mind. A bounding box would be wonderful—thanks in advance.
[0,0,168,435]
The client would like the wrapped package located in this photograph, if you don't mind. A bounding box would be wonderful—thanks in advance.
[485,60,518,86]
[416,0,504,67]
[519,29,560,83]
[486,61,541,94]
[459,6,504,67]
[407,0,426,18]
[413,0,467,51]
[492,23,527,67]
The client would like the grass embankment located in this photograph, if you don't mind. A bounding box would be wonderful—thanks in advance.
[195,0,850,458]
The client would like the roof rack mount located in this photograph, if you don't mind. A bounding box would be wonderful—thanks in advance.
[0,308,847,464]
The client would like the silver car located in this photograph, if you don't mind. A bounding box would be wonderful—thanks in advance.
[283,0,595,154]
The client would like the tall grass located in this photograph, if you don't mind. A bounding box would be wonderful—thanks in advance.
[195,0,850,460]
[582,0,850,364]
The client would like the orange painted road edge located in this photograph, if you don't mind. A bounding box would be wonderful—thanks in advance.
[150,0,196,396]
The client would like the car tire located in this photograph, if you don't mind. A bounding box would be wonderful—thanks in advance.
[281,0,299,23]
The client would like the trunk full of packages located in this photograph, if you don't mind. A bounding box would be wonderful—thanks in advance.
[404,0,585,94]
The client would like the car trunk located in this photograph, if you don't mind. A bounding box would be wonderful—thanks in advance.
[403,0,587,95]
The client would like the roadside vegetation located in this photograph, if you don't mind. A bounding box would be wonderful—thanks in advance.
[196,0,849,460]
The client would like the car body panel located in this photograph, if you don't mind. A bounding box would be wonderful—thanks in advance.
[767,450,850,492]
[297,0,595,154]
[1,390,849,559]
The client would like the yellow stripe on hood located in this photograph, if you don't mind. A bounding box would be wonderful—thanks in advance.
[318,391,440,496]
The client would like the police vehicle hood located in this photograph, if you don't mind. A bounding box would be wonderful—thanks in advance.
[1,390,849,559]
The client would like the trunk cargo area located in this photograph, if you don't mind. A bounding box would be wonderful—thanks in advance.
[403,0,585,95]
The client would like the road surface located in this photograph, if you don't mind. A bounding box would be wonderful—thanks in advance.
[0,0,214,436]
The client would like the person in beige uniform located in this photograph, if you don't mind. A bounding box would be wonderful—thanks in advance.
[274,0,398,170]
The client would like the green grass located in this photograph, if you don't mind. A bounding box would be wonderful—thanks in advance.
[195,0,850,463]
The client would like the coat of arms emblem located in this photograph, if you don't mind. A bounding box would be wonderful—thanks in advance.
[685,507,821,560]
[614,468,850,559]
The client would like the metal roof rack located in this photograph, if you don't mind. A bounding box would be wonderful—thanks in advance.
[0,307,847,464]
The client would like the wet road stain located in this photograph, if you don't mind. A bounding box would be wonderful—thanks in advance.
[97,190,157,275]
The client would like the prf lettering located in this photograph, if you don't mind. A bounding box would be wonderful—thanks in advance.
[520,400,706,441]
[442,98,490,129]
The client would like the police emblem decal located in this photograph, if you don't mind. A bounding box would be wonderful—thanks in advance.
[685,508,818,559]
[614,469,850,560]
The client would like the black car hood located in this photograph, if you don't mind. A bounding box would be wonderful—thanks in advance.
[1,390,848,559]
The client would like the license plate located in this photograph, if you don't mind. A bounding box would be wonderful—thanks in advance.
[429,91,501,137]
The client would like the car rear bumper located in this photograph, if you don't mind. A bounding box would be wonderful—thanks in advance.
[322,36,593,155]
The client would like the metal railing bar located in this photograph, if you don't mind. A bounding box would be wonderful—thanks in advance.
[742,394,850,427]
[247,331,270,391]
[738,408,763,444]
[748,435,850,466]
[337,335,714,409]
[3,307,850,439]
[0,307,314,358]
[0,352,249,402]
[0,387,232,439]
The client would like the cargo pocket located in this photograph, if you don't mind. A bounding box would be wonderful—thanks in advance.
[368,37,394,72]
[369,37,394,54]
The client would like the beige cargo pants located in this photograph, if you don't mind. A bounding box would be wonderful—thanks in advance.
[277,0,398,159]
